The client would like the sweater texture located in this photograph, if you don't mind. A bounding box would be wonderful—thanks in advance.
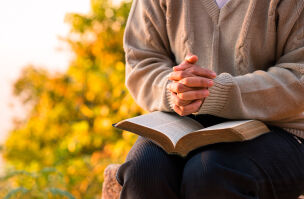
[124,0,304,139]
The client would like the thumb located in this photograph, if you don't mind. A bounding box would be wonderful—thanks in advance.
[185,54,198,64]
[173,54,198,71]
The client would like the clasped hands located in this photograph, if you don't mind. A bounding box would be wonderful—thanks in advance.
[167,55,217,116]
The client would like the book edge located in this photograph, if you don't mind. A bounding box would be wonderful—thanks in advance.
[114,120,175,152]
[174,120,269,155]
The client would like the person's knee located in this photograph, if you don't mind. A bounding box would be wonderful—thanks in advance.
[116,138,181,189]
[181,152,220,198]
[117,158,164,187]
[181,150,259,199]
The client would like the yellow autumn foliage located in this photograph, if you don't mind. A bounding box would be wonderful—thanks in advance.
[1,0,143,198]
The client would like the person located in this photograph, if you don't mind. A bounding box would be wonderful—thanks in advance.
[116,0,304,198]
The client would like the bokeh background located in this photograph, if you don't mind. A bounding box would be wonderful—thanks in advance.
[0,0,143,198]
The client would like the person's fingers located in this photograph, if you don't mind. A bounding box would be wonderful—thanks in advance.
[170,66,216,81]
[173,54,198,71]
[168,82,194,93]
[185,54,198,64]
[174,99,203,116]
[177,89,209,101]
[169,71,192,81]
[179,77,214,88]
[173,62,192,71]
[171,92,193,106]
[189,66,217,79]
[172,61,194,72]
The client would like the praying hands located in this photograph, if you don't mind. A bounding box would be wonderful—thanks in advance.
[167,55,217,116]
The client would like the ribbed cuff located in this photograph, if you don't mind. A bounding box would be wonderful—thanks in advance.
[194,73,234,115]
[164,79,175,112]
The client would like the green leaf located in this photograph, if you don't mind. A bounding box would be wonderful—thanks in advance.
[40,167,57,174]
[47,188,75,199]
[0,170,35,181]
[4,187,29,199]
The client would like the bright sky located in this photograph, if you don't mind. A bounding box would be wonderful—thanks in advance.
[0,0,93,144]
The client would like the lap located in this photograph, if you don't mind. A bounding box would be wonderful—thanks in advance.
[119,126,304,198]
[189,126,304,179]
[185,126,304,198]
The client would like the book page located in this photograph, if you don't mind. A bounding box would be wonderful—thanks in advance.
[125,112,204,146]
[195,120,254,132]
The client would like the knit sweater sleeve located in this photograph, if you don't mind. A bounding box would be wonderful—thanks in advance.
[196,7,304,122]
[124,0,175,112]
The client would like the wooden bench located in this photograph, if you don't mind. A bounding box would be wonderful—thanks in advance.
[101,164,304,199]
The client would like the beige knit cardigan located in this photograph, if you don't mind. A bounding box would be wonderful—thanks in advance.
[124,0,304,138]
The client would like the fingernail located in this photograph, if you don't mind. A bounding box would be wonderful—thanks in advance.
[173,66,178,71]
[205,90,210,96]
[208,80,214,87]
[211,72,217,77]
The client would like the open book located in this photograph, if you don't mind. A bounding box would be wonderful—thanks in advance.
[113,111,270,157]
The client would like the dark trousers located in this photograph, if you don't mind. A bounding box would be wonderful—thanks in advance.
[116,118,304,199]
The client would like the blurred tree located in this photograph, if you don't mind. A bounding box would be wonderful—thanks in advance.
[2,0,144,198]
